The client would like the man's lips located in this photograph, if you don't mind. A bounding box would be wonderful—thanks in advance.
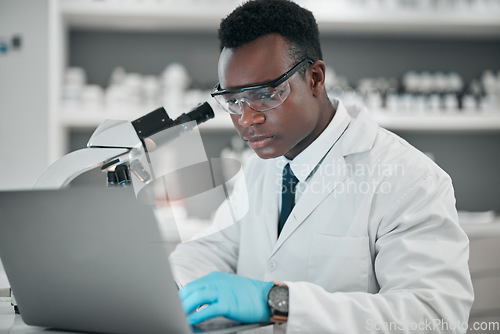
[244,136,275,149]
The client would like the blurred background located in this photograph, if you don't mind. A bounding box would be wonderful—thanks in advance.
[2,0,500,211]
[0,0,499,329]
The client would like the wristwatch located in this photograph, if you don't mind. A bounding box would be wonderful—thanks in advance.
[267,282,289,324]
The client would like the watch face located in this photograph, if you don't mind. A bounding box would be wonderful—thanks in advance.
[268,285,289,313]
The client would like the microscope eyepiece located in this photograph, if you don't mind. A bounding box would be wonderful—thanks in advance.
[175,101,215,126]
[132,102,214,141]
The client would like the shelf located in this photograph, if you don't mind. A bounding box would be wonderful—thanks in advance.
[60,0,500,38]
[60,0,235,32]
[373,112,500,131]
[59,104,500,132]
[312,3,500,38]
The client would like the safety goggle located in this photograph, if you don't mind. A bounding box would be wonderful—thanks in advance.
[211,58,314,115]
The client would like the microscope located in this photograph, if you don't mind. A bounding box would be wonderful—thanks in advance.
[34,102,214,190]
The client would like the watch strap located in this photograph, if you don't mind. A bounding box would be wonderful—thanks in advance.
[270,313,288,324]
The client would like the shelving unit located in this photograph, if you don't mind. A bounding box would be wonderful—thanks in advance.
[50,0,500,161]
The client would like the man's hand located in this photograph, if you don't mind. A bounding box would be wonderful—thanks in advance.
[179,271,274,325]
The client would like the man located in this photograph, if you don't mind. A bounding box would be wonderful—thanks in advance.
[170,0,474,332]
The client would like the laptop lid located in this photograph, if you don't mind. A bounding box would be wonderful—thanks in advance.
[0,186,191,334]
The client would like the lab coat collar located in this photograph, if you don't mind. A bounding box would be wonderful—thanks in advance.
[341,104,378,156]
[277,99,351,183]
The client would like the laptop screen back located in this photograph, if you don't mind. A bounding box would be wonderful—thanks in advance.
[0,186,190,334]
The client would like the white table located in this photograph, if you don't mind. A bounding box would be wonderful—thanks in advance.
[0,300,62,334]
[0,299,279,334]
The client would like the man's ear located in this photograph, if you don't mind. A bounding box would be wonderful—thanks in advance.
[309,60,326,97]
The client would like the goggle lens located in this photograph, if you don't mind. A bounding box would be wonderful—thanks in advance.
[214,80,291,115]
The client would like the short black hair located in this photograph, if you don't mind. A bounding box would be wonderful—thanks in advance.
[218,0,322,65]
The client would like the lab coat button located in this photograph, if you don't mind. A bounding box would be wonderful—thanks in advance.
[267,260,277,271]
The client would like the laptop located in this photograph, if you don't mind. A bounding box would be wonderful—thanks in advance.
[0,186,266,334]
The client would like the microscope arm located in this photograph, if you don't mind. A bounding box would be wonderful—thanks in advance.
[34,119,140,189]
[33,147,130,189]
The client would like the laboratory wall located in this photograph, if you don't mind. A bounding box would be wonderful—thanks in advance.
[67,30,500,214]
[0,0,51,190]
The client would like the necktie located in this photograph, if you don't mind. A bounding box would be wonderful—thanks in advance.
[278,163,298,237]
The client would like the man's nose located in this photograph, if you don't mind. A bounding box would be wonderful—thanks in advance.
[237,102,265,127]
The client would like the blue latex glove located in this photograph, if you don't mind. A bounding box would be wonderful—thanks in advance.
[179,271,274,325]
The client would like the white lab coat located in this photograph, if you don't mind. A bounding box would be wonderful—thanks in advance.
[170,102,474,333]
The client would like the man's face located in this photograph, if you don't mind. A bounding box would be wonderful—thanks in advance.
[217,34,326,160]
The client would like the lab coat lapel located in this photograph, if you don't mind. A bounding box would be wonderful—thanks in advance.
[261,160,281,244]
[271,144,348,253]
